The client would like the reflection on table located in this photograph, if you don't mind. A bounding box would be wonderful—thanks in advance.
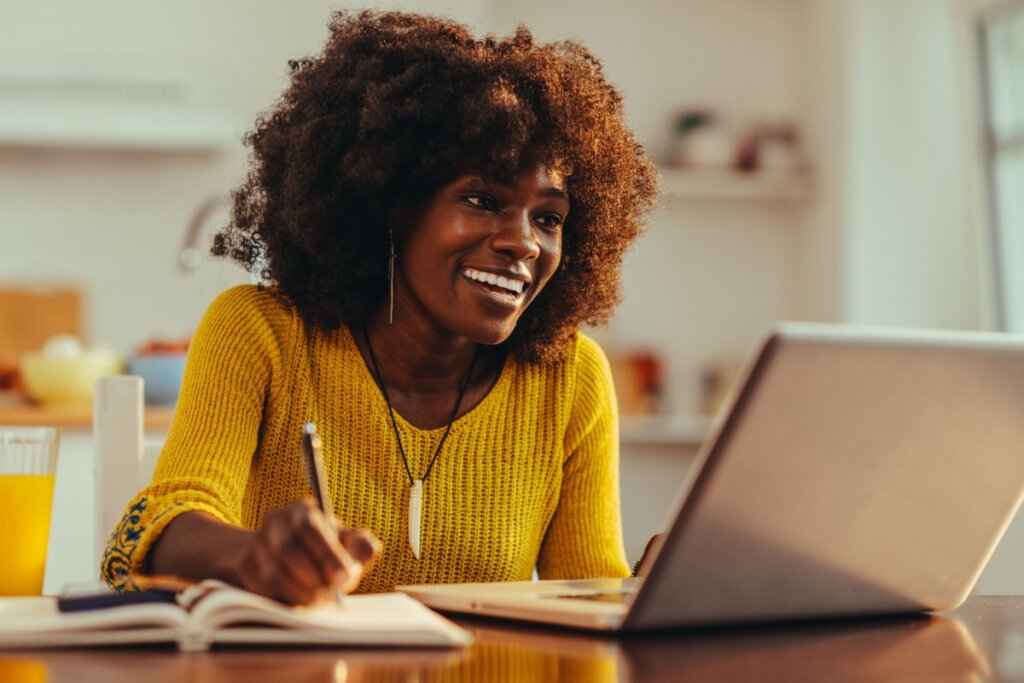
[3,596,1021,682]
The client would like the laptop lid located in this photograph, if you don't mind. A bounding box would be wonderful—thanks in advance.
[625,322,1024,629]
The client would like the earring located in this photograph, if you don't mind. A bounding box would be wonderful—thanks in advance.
[388,226,396,325]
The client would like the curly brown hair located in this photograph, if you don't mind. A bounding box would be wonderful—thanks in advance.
[213,9,657,363]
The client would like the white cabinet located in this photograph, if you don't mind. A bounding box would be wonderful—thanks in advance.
[44,430,95,593]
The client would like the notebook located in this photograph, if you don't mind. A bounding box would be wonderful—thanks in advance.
[399,322,1024,631]
[0,580,471,651]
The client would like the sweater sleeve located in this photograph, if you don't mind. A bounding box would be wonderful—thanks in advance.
[100,286,282,590]
[536,335,630,580]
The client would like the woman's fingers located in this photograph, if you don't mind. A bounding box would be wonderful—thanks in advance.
[291,505,352,587]
[238,533,318,605]
[336,527,382,592]
[260,505,333,598]
[238,500,382,604]
[341,527,382,566]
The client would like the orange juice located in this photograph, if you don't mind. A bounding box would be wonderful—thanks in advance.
[0,660,47,683]
[0,474,55,595]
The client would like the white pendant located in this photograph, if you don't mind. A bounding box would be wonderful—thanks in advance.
[408,479,423,559]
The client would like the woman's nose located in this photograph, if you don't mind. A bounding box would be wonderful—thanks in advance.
[490,210,541,260]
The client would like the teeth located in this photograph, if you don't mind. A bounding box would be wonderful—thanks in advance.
[462,268,525,295]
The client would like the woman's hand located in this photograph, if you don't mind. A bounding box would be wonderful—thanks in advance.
[148,504,381,606]
[235,499,380,604]
[633,532,665,577]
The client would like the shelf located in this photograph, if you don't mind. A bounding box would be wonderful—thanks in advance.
[658,166,814,202]
[0,63,239,152]
[620,413,712,446]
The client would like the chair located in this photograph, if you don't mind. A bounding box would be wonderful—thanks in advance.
[93,375,164,574]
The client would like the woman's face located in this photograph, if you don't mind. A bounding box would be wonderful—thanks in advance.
[395,163,568,346]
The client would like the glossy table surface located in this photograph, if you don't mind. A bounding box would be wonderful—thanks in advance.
[2,596,1022,682]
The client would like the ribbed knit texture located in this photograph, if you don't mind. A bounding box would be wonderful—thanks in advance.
[102,285,629,592]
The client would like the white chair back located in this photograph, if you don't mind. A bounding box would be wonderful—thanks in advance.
[93,375,163,572]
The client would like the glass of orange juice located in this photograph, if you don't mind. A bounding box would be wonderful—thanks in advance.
[0,427,59,596]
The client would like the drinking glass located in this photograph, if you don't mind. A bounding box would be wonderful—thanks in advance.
[0,427,60,595]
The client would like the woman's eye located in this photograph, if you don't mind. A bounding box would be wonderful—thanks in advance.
[464,194,498,211]
[535,213,564,230]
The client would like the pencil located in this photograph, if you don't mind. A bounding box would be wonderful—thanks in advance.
[302,421,345,606]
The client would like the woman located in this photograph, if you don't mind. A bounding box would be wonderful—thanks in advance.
[102,10,657,605]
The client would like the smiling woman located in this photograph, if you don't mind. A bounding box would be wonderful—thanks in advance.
[100,9,657,605]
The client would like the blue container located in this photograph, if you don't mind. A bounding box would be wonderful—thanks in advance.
[127,355,187,405]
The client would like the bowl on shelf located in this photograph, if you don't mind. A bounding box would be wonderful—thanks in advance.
[20,349,123,406]
[127,354,187,405]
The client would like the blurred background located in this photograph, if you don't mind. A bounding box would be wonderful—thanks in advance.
[1,0,1023,571]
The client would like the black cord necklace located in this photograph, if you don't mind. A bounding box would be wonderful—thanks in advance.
[363,325,478,559]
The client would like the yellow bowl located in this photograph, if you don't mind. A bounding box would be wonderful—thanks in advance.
[20,351,123,406]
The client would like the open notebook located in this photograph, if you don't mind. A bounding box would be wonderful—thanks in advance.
[401,322,1024,630]
[0,581,471,651]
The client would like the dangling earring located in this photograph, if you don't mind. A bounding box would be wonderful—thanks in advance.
[388,226,396,325]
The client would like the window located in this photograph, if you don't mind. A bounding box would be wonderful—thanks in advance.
[981,3,1024,330]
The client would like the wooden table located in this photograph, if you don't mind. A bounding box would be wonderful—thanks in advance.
[1,597,1020,682]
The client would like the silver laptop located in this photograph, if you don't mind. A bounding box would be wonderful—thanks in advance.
[399,322,1024,631]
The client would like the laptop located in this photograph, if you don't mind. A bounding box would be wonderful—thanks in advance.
[399,322,1024,631]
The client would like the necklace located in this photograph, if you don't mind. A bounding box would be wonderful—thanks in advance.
[363,326,478,559]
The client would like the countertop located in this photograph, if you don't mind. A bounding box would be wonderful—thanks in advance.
[0,391,174,430]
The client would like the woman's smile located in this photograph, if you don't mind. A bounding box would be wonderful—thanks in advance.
[459,266,530,310]
[461,267,528,297]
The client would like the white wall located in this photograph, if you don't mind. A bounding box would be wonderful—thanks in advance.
[0,0,490,352]
[494,0,802,162]
[492,0,987,410]
[796,0,984,331]
[495,0,808,413]
[843,0,979,328]
[793,0,849,324]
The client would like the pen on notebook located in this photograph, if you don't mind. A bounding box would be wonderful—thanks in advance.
[302,421,345,606]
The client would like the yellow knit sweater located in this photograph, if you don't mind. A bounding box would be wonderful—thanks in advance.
[102,285,629,592]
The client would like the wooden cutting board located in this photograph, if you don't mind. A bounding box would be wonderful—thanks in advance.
[0,285,82,384]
